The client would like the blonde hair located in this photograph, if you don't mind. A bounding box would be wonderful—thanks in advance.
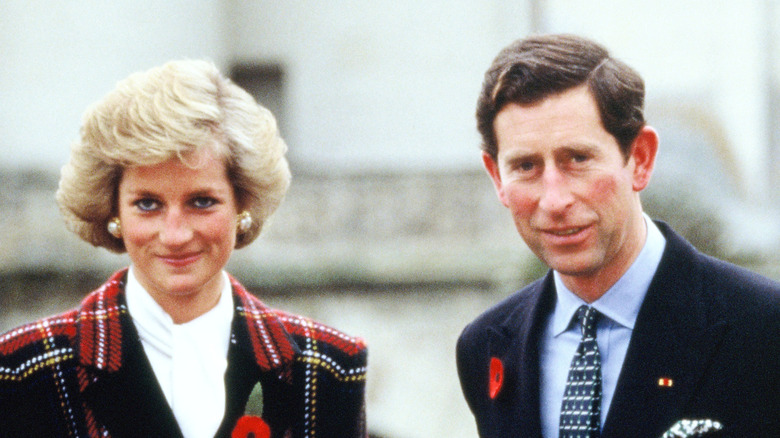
[56,59,291,253]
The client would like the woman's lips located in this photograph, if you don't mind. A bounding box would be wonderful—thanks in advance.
[159,252,201,267]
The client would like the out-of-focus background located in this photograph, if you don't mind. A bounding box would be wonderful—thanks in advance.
[2,1,779,436]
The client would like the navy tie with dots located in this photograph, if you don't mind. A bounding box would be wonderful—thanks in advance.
[559,305,602,438]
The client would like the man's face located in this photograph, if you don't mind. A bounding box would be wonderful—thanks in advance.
[483,85,656,297]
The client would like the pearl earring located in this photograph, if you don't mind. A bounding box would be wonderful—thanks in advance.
[237,211,252,234]
[107,217,122,238]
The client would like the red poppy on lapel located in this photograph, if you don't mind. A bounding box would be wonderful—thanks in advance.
[489,357,504,399]
[232,415,271,438]
[233,381,269,437]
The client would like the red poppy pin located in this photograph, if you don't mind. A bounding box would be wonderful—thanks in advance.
[232,416,271,438]
[489,357,504,399]
[232,382,271,438]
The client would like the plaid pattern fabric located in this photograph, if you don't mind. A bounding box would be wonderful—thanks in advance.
[0,268,368,438]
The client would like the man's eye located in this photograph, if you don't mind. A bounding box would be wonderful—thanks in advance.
[572,153,589,163]
[519,162,535,171]
[192,197,217,209]
[135,199,159,211]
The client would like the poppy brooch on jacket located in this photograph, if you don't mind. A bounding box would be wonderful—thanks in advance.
[232,382,271,438]
[489,357,504,399]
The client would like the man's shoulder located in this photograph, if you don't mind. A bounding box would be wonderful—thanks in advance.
[655,221,780,324]
[459,275,549,343]
[697,254,780,327]
[695,250,780,293]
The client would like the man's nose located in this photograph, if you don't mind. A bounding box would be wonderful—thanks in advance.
[538,168,575,213]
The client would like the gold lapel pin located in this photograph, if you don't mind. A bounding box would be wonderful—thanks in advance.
[658,377,674,387]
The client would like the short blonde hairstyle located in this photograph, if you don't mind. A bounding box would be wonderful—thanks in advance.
[57,59,291,253]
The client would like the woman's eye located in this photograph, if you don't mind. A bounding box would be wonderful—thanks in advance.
[135,199,160,211]
[192,197,217,209]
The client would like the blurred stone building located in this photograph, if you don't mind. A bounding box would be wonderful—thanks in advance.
[1,1,779,437]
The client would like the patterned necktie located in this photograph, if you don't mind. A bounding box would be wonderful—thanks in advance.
[559,305,602,438]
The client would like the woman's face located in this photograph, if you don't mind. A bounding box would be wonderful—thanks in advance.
[116,149,239,319]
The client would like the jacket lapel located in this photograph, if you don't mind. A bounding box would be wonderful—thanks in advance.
[490,274,556,438]
[76,270,183,438]
[81,332,183,438]
[76,270,301,438]
[215,276,300,437]
[602,223,728,437]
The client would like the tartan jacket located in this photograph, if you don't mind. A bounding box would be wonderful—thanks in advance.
[0,269,368,438]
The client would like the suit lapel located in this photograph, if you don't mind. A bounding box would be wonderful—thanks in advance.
[490,274,556,438]
[602,224,728,437]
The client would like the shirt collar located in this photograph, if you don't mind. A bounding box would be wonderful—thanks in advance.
[552,215,666,335]
[126,266,174,351]
[125,266,234,350]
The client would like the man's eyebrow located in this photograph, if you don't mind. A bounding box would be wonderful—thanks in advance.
[502,151,540,165]
[502,143,599,161]
[557,143,600,155]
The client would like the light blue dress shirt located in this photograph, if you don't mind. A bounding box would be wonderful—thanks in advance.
[539,216,666,437]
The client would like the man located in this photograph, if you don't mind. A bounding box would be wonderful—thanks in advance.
[456,34,780,438]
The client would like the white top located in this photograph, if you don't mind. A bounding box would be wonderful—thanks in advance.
[125,267,234,438]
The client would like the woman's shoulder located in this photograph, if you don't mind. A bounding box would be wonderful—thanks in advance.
[274,309,367,357]
[0,309,80,381]
[0,270,129,376]
[270,308,368,396]
[229,275,367,360]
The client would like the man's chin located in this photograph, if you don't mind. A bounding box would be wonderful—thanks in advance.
[544,255,601,278]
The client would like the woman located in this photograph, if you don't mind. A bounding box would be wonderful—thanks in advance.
[0,60,367,438]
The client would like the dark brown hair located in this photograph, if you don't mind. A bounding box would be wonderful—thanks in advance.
[476,34,646,160]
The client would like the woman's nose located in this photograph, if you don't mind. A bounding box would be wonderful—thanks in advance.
[159,209,193,245]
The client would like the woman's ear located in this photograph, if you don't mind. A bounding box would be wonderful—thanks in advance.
[629,126,659,192]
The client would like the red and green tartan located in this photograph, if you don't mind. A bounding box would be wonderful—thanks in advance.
[0,268,367,438]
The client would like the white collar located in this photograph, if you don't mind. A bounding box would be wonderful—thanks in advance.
[552,214,666,335]
[125,267,234,438]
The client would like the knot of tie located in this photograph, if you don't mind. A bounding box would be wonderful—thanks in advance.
[577,305,600,338]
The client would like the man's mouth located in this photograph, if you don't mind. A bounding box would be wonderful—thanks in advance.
[547,227,585,236]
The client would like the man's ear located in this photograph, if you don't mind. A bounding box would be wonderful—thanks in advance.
[482,151,509,207]
[629,126,659,192]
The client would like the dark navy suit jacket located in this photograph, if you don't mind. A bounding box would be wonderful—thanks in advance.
[457,222,780,437]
